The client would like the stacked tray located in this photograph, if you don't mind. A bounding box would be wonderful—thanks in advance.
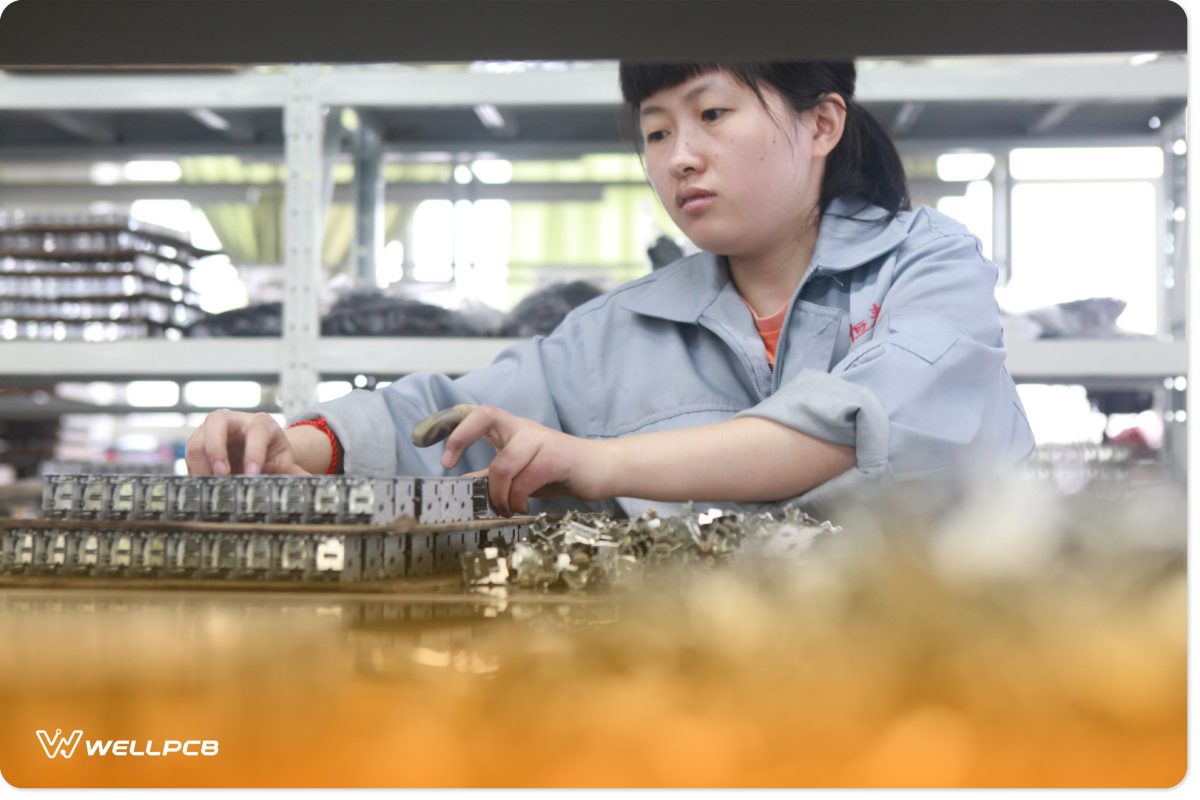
[0,213,211,341]
[0,474,526,583]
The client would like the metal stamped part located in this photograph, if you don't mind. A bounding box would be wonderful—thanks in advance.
[13,473,527,583]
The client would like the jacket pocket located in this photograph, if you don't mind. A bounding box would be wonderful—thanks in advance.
[885,311,963,365]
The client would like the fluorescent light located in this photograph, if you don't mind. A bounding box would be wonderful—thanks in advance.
[90,162,122,185]
[123,160,182,182]
[183,381,262,408]
[1009,147,1164,181]
[453,165,473,184]
[473,103,506,130]
[126,381,180,408]
[189,108,231,132]
[936,153,995,182]
[1128,53,1160,66]
[471,159,512,184]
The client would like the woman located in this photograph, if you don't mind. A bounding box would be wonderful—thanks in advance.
[185,60,1035,518]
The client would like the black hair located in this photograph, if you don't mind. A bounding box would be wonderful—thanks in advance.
[618,61,911,222]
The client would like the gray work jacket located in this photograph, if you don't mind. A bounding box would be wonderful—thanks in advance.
[298,196,1035,518]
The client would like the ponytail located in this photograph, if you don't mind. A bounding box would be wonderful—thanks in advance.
[822,98,911,221]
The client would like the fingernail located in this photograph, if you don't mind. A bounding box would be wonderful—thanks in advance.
[213,459,228,475]
[245,462,260,475]
[441,451,453,468]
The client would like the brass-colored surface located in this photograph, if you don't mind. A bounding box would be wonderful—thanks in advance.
[0,486,1186,789]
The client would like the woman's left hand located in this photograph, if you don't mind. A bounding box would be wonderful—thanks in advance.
[436,405,612,516]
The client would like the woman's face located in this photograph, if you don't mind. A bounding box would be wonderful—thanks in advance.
[639,70,824,264]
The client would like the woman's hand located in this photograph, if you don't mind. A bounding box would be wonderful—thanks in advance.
[437,405,613,516]
[185,410,317,476]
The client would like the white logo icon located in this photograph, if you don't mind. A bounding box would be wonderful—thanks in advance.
[36,729,84,759]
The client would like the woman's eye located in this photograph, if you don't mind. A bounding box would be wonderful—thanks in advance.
[701,108,726,122]
[645,130,667,143]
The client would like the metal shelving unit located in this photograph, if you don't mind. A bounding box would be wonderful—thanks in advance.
[0,337,1188,385]
[0,58,1189,455]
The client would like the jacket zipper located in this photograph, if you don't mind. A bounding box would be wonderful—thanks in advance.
[700,320,767,403]
[770,265,821,395]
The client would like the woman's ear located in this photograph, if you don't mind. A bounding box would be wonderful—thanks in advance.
[810,93,848,158]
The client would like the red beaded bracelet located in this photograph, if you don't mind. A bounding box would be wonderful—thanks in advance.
[288,417,340,474]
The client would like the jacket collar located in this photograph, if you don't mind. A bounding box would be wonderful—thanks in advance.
[620,196,907,323]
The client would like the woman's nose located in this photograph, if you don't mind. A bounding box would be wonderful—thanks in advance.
[667,136,704,178]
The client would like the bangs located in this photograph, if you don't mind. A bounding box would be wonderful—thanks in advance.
[618,62,725,109]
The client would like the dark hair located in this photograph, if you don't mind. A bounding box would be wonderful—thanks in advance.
[618,61,910,222]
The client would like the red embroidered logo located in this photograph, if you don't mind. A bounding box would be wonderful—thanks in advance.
[849,304,882,342]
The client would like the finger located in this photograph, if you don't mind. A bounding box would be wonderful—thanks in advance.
[263,451,306,476]
[442,406,513,469]
[488,438,540,517]
[411,403,479,448]
[203,411,236,475]
[184,430,213,476]
[507,444,552,515]
[511,443,566,513]
[241,414,276,475]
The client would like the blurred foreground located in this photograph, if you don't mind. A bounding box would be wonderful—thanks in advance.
[0,479,1186,788]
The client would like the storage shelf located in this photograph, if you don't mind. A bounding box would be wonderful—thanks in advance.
[0,338,1186,384]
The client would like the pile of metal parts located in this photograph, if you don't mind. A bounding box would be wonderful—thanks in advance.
[462,506,843,592]
[0,474,522,582]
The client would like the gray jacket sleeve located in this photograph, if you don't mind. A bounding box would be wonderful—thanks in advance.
[292,321,593,478]
[736,225,1034,513]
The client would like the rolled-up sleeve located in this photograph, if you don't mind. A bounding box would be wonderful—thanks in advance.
[737,226,1031,506]
[293,314,595,478]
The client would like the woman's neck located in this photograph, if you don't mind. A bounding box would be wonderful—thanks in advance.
[727,223,819,317]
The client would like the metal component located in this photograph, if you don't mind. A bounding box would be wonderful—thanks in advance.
[135,477,169,520]
[237,478,275,521]
[279,537,313,576]
[137,534,168,575]
[42,475,79,518]
[408,533,435,577]
[19,473,527,583]
[310,478,343,521]
[464,506,841,592]
[204,478,238,520]
[472,477,495,518]
[274,478,311,521]
[462,545,509,586]
[107,475,138,519]
[417,477,473,524]
[78,475,109,519]
[166,477,203,520]
[242,535,274,577]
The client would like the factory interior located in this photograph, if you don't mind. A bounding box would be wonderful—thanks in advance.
[0,0,1190,790]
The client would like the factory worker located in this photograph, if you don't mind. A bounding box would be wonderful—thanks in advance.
[186,60,1036,518]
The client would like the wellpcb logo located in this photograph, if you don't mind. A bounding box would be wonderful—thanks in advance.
[36,728,219,759]
[36,729,83,759]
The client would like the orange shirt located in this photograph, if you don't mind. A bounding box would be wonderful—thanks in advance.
[741,297,789,369]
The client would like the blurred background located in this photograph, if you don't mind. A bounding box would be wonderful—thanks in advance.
[0,52,1188,501]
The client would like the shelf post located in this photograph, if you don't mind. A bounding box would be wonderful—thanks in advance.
[282,65,326,418]
[352,119,385,286]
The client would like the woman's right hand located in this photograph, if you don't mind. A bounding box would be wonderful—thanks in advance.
[185,410,317,476]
